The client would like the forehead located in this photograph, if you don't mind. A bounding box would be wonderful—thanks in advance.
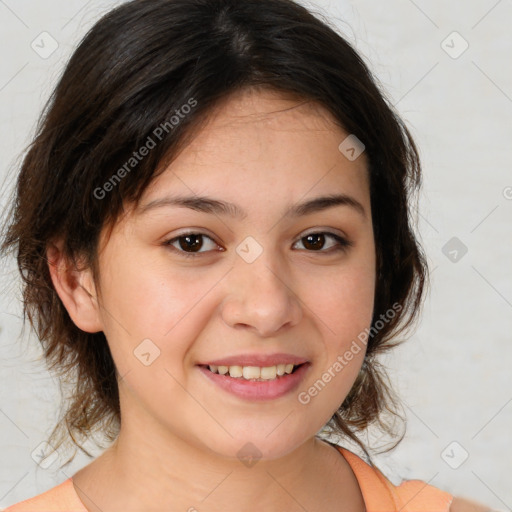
[133,87,370,221]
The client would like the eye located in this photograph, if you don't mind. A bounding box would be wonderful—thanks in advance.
[293,232,352,253]
[163,232,222,258]
[163,230,352,259]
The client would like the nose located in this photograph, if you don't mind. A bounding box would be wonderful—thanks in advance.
[220,249,303,337]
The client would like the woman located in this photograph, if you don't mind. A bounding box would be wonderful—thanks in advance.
[1,0,492,510]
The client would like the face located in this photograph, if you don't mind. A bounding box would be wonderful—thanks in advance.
[84,88,376,460]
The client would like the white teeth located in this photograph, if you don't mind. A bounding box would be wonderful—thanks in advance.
[207,363,299,380]
[242,366,260,379]
[228,365,243,378]
[260,366,277,379]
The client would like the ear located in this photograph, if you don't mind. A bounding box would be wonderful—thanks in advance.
[46,240,103,333]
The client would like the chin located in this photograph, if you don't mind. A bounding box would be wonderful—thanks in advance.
[199,425,312,463]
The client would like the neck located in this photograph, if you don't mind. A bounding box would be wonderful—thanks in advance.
[71,385,353,512]
[72,425,348,512]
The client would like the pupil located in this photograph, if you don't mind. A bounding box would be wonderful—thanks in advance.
[304,233,324,250]
[179,234,202,252]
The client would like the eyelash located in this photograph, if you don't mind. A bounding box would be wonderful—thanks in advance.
[163,231,353,259]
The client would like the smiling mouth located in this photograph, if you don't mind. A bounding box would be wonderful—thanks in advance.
[199,363,306,381]
[197,362,311,400]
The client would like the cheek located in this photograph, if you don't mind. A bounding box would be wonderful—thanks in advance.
[305,260,375,343]
[294,266,373,419]
[300,247,375,392]
[288,280,372,442]
[96,250,220,372]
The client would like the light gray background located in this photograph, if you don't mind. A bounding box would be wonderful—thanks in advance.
[0,0,511,510]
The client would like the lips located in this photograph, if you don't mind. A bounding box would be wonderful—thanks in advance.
[198,361,311,400]
[198,353,309,367]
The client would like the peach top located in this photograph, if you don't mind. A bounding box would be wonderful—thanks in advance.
[2,446,453,511]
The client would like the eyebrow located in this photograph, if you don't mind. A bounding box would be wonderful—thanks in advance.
[138,193,367,220]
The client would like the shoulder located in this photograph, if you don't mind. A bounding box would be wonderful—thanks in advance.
[332,446,494,512]
[338,447,453,511]
[1,478,86,512]
[394,479,492,512]
[449,496,494,512]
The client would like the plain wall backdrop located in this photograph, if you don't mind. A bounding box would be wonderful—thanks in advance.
[0,0,511,510]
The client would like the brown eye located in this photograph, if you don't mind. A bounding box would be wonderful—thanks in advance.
[177,234,204,252]
[164,232,220,257]
[302,233,326,250]
[294,232,352,253]
[164,230,351,259]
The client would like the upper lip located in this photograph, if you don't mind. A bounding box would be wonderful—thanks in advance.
[199,353,309,367]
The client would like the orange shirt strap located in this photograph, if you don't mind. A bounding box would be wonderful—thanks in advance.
[339,447,454,512]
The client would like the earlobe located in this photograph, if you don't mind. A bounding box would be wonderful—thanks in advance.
[46,241,103,333]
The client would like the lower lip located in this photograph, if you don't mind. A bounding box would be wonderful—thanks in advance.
[198,363,311,401]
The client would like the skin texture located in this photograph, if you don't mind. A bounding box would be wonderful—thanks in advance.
[47,87,377,512]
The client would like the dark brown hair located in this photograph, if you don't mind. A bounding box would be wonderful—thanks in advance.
[1,0,427,467]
